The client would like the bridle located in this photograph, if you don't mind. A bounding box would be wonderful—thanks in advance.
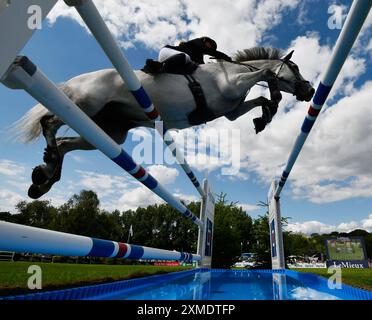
[230,59,309,94]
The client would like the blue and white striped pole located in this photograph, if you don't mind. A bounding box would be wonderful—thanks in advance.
[0,221,200,261]
[275,0,372,198]
[64,0,205,198]
[2,56,203,229]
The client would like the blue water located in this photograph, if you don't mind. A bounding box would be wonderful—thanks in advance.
[3,269,371,300]
[95,270,356,300]
[102,271,326,300]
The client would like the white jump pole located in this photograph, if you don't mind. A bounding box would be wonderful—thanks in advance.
[268,0,372,270]
[1,56,203,229]
[64,0,205,198]
[0,221,200,261]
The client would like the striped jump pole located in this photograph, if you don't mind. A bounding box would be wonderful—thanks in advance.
[274,0,372,198]
[1,56,203,229]
[64,0,205,198]
[0,221,200,262]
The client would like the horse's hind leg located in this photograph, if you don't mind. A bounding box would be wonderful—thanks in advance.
[31,116,63,184]
[56,106,131,156]
[29,101,132,199]
[28,115,65,198]
[56,128,129,157]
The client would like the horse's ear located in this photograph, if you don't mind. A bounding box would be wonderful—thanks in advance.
[283,50,294,61]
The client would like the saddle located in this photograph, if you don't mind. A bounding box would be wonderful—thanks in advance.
[141,60,215,126]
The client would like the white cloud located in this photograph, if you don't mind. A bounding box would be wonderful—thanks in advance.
[286,220,334,235]
[114,187,199,212]
[0,160,25,177]
[172,191,199,204]
[239,203,259,213]
[295,1,312,26]
[5,180,29,192]
[115,186,163,211]
[74,170,130,198]
[362,214,372,230]
[47,0,300,52]
[71,165,180,211]
[286,214,372,235]
[0,189,24,212]
[147,164,179,185]
[66,154,85,163]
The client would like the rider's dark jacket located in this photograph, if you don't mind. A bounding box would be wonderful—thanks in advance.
[165,37,231,64]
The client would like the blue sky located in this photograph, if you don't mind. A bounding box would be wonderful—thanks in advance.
[1,0,372,235]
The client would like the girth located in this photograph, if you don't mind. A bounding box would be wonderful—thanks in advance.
[184,74,215,126]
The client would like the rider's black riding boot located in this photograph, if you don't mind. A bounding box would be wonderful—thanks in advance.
[163,54,198,74]
[162,53,187,73]
[143,54,186,74]
[143,59,163,74]
[143,53,198,75]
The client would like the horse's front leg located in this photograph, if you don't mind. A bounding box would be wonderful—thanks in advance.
[225,96,277,134]
[262,69,282,104]
[247,69,283,134]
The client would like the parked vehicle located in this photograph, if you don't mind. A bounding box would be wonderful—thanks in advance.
[233,253,258,268]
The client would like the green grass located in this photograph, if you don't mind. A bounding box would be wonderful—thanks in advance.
[0,261,191,296]
[295,268,372,291]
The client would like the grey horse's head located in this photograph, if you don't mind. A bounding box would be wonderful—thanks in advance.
[275,50,315,102]
[235,47,315,102]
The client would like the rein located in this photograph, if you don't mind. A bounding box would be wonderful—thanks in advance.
[229,59,308,94]
[231,60,290,84]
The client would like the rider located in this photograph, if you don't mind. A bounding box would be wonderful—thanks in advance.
[144,37,233,74]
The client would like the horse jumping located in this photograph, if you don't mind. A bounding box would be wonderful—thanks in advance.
[12,47,314,199]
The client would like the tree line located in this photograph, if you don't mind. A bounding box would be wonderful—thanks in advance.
[0,190,371,267]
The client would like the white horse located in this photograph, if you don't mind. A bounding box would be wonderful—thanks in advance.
[12,47,314,199]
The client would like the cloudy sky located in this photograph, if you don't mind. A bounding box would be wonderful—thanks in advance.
[0,0,372,235]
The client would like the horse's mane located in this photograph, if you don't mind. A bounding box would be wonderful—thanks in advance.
[234,47,284,62]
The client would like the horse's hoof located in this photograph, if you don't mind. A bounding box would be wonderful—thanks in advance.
[28,184,44,199]
[253,117,266,134]
[32,166,49,185]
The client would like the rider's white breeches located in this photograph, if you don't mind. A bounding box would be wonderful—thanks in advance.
[158,47,192,63]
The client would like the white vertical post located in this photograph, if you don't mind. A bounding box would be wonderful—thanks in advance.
[197,179,215,268]
[268,181,285,269]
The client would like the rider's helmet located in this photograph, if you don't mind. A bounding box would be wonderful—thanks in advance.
[201,37,217,50]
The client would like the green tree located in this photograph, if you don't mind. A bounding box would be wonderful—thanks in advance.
[212,193,253,268]
[0,212,14,222]
[14,200,56,228]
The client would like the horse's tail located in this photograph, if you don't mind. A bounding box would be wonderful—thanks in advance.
[9,84,74,143]
[9,103,51,143]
